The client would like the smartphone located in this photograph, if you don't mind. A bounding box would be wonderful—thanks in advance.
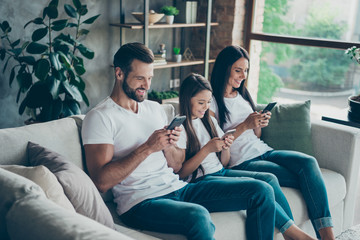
[221,129,236,139]
[167,115,186,130]
[262,102,277,113]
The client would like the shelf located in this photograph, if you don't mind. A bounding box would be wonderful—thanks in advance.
[154,59,215,69]
[110,22,219,29]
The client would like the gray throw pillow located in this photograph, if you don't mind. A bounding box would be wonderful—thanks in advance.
[27,141,115,229]
[256,100,313,155]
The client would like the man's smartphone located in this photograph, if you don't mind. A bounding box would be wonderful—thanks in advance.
[221,129,236,140]
[262,102,277,113]
[167,115,186,130]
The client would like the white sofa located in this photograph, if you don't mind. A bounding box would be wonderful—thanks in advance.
[0,103,360,240]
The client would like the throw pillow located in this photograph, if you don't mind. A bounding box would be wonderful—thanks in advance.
[27,141,115,229]
[256,100,313,155]
[0,165,75,212]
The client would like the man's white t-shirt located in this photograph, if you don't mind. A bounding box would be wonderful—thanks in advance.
[210,93,272,168]
[82,97,187,215]
[178,117,224,180]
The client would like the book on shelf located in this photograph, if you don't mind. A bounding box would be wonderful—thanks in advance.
[176,1,198,24]
[153,57,167,66]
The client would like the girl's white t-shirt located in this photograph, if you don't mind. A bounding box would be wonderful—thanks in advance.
[82,97,187,215]
[210,93,272,168]
[178,117,224,180]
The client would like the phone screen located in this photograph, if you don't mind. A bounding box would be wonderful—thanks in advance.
[263,102,277,113]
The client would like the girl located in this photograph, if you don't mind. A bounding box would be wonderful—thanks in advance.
[178,73,316,240]
[210,45,335,240]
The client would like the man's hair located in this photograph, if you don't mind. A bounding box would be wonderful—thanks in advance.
[113,42,154,78]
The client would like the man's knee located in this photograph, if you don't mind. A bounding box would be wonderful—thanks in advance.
[185,205,215,240]
[249,181,275,207]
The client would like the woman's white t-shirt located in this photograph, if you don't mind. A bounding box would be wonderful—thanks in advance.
[178,117,224,180]
[210,93,272,168]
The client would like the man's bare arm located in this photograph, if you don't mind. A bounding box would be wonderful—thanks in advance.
[163,145,185,173]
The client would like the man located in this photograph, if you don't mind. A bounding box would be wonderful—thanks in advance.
[81,42,276,240]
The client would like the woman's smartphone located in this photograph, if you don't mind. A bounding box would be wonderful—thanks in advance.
[167,115,186,130]
[262,102,277,113]
[221,129,236,139]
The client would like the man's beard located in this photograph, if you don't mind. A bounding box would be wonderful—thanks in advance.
[123,78,146,102]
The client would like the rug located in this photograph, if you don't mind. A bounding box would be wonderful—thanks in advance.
[336,224,360,240]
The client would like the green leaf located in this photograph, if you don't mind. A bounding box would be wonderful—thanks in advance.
[52,69,66,81]
[2,56,11,73]
[58,51,71,68]
[18,56,36,65]
[22,81,52,108]
[51,19,68,31]
[9,66,15,86]
[26,42,48,54]
[9,48,22,56]
[50,52,62,70]
[11,39,21,48]
[62,80,82,102]
[67,23,78,28]
[78,29,89,36]
[21,41,30,50]
[0,49,5,60]
[35,59,50,80]
[74,64,85,75]
[19,96,27,115]
[46,75,61,99]
[62,97,81,116]
[49,0,59,7]
[46,5,58,19]
[16,71,32,92]
[80,89,89,106]
[73,0,82,10]
[50,98,63,120]
[32,27,48,41]
[1,21,11,32]
[77,44,94,59]
[78,5,88,16]
[64,4,78,18]
[24,18,44,28]
[82,14,100,24]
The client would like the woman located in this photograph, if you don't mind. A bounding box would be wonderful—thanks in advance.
[178,73,316,240]
[209,45,335,240]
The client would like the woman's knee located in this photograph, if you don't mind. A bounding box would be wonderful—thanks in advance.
[257,172,279,186]
[250,181,275,205]
[185,205,215,239]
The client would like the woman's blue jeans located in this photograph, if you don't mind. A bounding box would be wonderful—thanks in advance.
[232,150,333,238]
[121,177,276,240]
[198,168,294,233]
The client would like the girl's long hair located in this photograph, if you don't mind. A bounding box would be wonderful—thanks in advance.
[179,73,220,181]
[210,45,255,128]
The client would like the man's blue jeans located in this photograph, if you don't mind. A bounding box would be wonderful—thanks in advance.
[121,177,276,240]
[232,150,333,238]
[198,168,294,233]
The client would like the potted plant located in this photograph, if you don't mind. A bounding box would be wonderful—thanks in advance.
[148,90,179,104]
[173,47,182,63]
[0,0,100,123]
[160,6,179,24]
[345,46,360,121]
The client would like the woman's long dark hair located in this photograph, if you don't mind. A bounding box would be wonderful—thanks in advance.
[179,73,220,181]
[210,45,255,128]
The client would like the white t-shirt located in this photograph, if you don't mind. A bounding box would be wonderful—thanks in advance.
[178,117,224,180]
[82,97,187,214]
[210,93,272,168]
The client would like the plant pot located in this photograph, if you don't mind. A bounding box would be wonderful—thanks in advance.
[174,54,182,63]
[166,15,174,24]
[348,95,360,122]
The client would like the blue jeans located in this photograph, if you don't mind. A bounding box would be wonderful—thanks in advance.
[197,168,294,233]
[233,150,333,238]
[121,177,276,240]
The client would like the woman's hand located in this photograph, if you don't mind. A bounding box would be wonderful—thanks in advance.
[244,112,270,130]
[204,137,225,153]
[222,135,234,149]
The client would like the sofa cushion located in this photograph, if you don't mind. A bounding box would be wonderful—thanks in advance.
[0,168,45,239]
[6,195,134,240]
[27,141,115,229]
[256,100,313,155]
[0,165,75,212]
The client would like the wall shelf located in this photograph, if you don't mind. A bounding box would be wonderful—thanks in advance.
[154,59,215,69]
[110,22,219,29]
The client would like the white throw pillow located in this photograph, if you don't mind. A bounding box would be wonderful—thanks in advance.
[0,165,75,212]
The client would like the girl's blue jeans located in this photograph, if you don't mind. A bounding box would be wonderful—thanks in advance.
[121,177,276,240]
[232,150,333,238]
[199,168,294,233]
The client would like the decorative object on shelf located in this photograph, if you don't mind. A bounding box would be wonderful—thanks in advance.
[173,47,182,62]
[131,10,164,25]
[153,43,167,66]
[345,46,360,122]
[176,1,198,23]
[183,48,196,61]
[0,0,100,123]
[160,6,179,25]
[148,90,179,104]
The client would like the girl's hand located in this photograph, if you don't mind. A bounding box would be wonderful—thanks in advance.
[204,137,225,153]
[222,135,234,149]
[244,112,269,129]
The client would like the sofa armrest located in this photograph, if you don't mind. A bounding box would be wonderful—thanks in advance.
[311,119,360,229]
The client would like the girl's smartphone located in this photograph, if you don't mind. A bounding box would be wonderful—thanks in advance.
[167,115,186,130]
[262,102,277,113]
[221,129,236,139]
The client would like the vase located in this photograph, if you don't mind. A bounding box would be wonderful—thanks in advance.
[174,54,182,63]
[166,15,174,24]
[348,95,360,122]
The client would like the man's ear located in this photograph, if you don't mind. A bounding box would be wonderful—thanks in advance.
[115,67,124,81]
